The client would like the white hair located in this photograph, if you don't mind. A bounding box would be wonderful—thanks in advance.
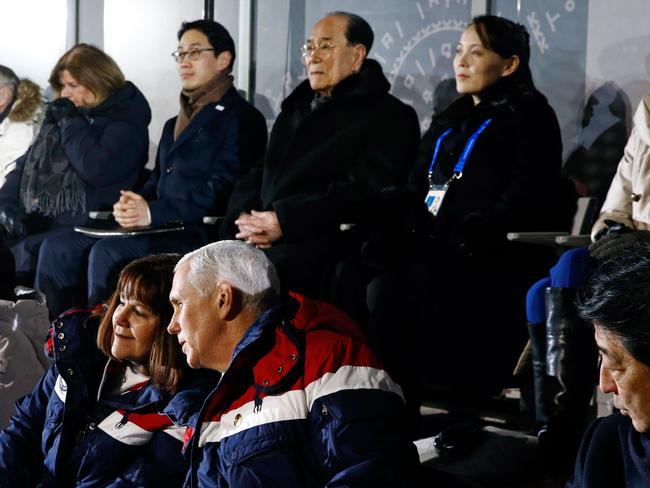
[176,240,280,310]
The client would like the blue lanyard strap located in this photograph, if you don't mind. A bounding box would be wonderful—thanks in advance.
[427,128,452,175]
[428,118,493,180]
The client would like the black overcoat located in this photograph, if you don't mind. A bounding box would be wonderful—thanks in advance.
[221,59,420,294]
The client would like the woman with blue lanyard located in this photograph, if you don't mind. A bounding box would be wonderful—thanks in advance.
[0,254,212,486]
[365,15,573,432]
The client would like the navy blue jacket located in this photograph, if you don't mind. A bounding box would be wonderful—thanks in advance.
[140,86,267,227]
[0,309,208,487]
[567,412,649,487]
[0,81,151,227]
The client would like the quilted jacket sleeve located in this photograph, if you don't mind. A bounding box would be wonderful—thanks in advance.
[304,333,420,487]
[0,366,57,487]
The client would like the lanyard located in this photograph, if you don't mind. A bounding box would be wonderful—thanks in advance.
[427,118,493,183]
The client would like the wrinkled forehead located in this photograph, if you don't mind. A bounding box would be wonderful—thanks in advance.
[308,15,348,43]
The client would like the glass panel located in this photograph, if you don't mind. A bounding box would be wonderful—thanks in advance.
[0,0,68,89]
[104,0,204,162]
[491,0,589,159]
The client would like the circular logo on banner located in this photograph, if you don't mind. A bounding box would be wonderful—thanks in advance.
[372,2,470,132]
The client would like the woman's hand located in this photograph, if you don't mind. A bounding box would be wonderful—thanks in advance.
[45,98,77,123]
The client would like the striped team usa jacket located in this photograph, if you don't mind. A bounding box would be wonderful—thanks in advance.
[182,293,420,487]
[0,308,198,487]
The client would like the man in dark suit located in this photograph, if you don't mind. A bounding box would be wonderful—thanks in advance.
[568,242,650,487]
[220,11,420,297]
[35,20,267,316]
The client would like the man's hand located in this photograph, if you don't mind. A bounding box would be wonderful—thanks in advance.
[589,230,650,260]
[235,210,282,248]
[113,190,151,228]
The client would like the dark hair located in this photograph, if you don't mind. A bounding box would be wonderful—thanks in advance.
[470,15,536,96]
[0,65,19,97]
[49,43,125,105]
[328,11,374,53]
[577,242,650,367]
[97,254,186,393]
[178,19,236,72]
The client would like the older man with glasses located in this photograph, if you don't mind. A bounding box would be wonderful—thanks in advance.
[220,11,420,300]
[35,19,268,317]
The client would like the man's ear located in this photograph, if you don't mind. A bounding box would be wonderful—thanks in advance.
[215,51,233,72]
[501,55,520,78]
[214,281,239,320]
[351,44,367,73]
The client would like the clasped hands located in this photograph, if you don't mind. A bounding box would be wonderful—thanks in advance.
[235,210,282,248]
[113,190,150,228]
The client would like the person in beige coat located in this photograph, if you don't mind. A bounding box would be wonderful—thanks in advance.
[589,93,650,254]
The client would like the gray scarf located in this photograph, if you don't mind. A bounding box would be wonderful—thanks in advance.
[19,118,85,216]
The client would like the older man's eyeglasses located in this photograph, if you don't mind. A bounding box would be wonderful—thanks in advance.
[171,48,215,63]
[300,42,340,59]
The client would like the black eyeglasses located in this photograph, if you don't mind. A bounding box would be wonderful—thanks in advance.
[171,48,215,63]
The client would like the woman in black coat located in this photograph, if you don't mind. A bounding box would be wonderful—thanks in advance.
[366,16,574,423]
[0,43,151,285]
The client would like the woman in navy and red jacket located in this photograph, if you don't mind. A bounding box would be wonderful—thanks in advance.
[0,254,211,487]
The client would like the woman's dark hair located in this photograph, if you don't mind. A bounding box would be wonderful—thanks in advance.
[178,19,236,72]
[49,43,125,105]
[97,253,186,393]
[470,15,536,97]
[577,242,650,367]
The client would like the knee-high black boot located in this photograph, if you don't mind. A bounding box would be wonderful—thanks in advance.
[540,287,598,473]
[526,320,551,428]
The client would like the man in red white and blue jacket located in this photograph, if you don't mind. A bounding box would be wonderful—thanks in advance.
[168,240,420,487]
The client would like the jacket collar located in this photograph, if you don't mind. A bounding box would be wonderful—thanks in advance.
[97,360,169,411]
[281,58,390,112]
[168,85,241,154]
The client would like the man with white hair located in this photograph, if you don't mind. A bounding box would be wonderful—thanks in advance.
[167,240,419,487]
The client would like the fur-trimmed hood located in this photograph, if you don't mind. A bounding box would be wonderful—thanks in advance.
[9,79,43,124]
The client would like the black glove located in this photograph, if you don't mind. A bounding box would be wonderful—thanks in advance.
[589,229,650,260]
[0,203,27,240]
[593,219,630,241]
[45,97,77,123]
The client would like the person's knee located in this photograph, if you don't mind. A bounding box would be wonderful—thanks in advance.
[526,277,551,324]
[550,247,594,288]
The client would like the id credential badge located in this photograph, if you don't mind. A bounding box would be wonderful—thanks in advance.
[425,118,493,217]
[426,184,448,216]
